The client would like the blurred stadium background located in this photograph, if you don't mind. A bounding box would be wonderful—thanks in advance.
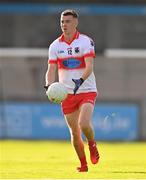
[0,0,146,142]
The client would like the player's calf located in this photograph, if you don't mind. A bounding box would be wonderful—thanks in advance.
[77,155,88,172]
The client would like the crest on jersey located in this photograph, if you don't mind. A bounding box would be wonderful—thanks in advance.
[75,47,80,53]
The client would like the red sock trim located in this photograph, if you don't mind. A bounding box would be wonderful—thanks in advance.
[79,156,87,166]
[88,140,95,146]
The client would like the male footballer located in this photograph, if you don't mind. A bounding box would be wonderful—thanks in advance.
[45,9,100,172]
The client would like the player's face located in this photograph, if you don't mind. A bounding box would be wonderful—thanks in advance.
[60,15,78,35]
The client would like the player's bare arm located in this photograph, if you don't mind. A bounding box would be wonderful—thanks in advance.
[72,57,94,94]
[81,57,93,81]
[45,64,57,86]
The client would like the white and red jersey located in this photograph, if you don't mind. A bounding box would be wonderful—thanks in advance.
[48,31,97,94]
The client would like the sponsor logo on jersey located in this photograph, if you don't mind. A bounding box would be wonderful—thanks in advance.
[58,50,64,54]
[62,58,81,69]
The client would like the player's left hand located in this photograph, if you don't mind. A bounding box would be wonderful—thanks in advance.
[72,78,84,95]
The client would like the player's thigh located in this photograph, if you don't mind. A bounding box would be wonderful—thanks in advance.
[64,109,80,131]
[79,103,94,126]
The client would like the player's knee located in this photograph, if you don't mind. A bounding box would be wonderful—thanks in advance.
[70,129,79,139]
[79,121,90,131]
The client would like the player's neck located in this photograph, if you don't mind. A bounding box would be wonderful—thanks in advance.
[63,30,77,42]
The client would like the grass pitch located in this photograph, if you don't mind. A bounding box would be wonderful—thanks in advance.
[0,140,146,179]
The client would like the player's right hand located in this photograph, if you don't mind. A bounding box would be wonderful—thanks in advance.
[44,85,49,91]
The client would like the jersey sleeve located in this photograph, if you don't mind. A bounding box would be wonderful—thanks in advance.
[82,37,95,58]
[48,43,58,64]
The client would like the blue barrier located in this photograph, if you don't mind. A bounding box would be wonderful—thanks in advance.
[0,4,146,15]
[0,102,69,139]
[93,104,139,140]
[0,102,139,140]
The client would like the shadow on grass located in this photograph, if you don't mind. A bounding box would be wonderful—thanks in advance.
[111,171,146,174]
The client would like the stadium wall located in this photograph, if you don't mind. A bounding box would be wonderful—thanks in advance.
[0,4,146,50]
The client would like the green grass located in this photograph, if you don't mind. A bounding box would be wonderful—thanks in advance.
[0,140,146,179]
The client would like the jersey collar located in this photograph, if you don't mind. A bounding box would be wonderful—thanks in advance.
[59,31,80,45]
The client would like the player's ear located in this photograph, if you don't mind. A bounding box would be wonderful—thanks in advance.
[75,18,78,28]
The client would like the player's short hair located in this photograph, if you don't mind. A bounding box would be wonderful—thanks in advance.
[61,9,79,18]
